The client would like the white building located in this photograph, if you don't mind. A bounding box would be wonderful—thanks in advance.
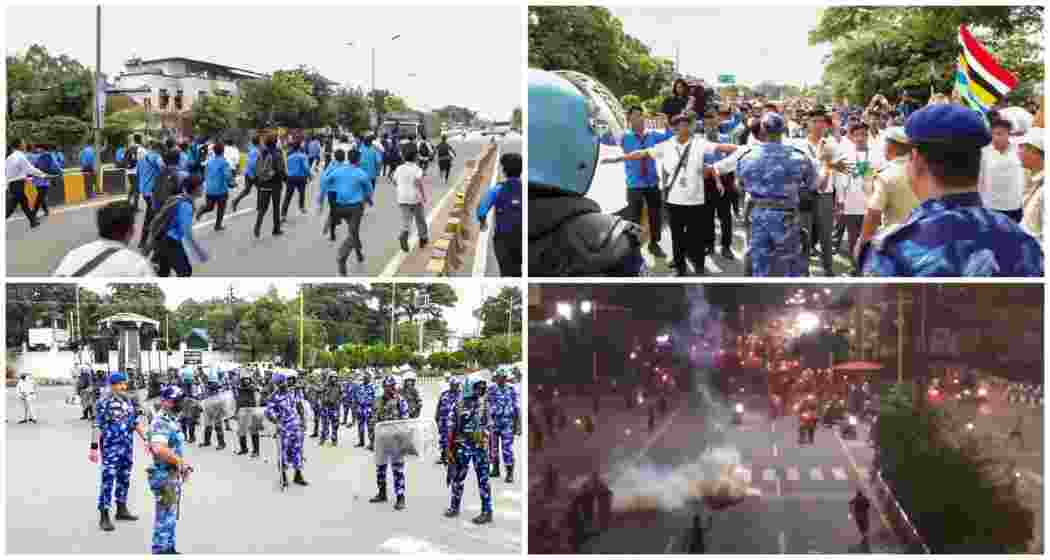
[111,57,266,131]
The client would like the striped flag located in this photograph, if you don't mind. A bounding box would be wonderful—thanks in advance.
[955,24,1019,113]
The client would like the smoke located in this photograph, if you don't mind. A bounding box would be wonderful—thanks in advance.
[607,446,761,513]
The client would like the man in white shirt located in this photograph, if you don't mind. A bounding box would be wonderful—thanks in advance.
[53,200,156,277]
[605,114,738,276]
[394,150,428,252]
[791,108,845,276]
[16,373,38,424]
[836,123,874,272]
[1018,127,1044,243]
[978,119,1026,222]
[6,139,47,228]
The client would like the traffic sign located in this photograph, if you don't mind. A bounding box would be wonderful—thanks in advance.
[718,74,736,85]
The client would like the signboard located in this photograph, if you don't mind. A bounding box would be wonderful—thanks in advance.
[28,328,55,348]
[718,74,735,85]
[184,350,203,365]
[95,75,107,129]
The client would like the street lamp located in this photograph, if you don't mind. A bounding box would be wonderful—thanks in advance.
[581,301,593,314]
[556,302,573,321]
[347,34,402,129]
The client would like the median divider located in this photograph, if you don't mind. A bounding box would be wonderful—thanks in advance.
[17,167,129,211]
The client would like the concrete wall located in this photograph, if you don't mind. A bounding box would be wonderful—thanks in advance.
[14,349,239,380]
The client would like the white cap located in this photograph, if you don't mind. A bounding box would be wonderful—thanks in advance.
[1020,127,1044,153]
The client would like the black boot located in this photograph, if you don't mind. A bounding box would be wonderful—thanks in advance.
[311,418,319,438]
[99,509,115,532]
[293,470,309,486]
[490,463,501,479]
[201,426,212,447]
[189,424,197,444]
[80,410,88,420]
[394,495,406,511]
[236,436,249,455]
[367,440,374,451]
[472,511,493,525]
[370,488,388,503]
[251,434,260,458]
[215,428,226,451]
[399,231,410,252]
[505,465,514,484]
[355,434,365,448]
[444,507,460,518]
[115,502,139,521]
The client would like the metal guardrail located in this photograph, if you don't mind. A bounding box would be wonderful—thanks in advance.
[872,467,932,554]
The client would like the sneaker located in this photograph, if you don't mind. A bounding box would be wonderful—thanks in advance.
[721,248,735,260]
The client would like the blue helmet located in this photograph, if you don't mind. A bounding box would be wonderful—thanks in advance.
[272,371,288,385]
[109,371,128,385]
[160,386,184,401]
[528,69,602,196]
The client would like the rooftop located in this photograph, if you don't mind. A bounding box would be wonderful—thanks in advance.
[124,56,268,80]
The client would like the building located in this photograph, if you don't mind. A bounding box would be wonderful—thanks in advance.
[111,57,267,134]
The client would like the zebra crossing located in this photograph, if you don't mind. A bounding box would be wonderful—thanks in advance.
[732,464,869,484]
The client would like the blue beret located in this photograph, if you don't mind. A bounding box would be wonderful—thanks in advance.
[762,112,786,135]
[905,105,991,148]
[109,372,128,384]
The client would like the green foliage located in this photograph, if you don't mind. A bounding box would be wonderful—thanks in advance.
[191,93,242,138]
[239,70,318,128]
[477,287,523,338]
[7,120,42,148]
[621,94,642,110]
[876,382,1035,553]
[384,95,411,113]
[462,335,522,368]
[331,87,371,134]
[811,7,1045,104]
[7,44,95,122]
[528,6,674,100]
[511,107,522,129]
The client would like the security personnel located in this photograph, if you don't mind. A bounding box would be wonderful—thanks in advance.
[147,385,193,554]
[435,375,461,465]
[319,373,343,447]
[735,112,817,276]
[528,69,645,276]
[487,369,521,483]
[90,371,145,532]
[341,371,358,427]
[401,370,423,418]
[234,375,265,457]
[859,104,1043,276]
[857,126,919,253]
[264,371,309,487]
[356,372,377,449]
[446,375,494,524]
[477,153,523,276]
[370,376,410,510]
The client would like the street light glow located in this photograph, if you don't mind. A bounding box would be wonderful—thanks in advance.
[581,300,593,314]
[556,302,573,320]
[797,312,820,332]
[656,334,670,343]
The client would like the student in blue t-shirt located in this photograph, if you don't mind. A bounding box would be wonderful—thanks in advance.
[156,175,207,277]
[476,153,523,277]
[195,143,232,231]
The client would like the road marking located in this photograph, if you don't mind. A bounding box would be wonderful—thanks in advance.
[772,443,778,457]
[763,468,777,482]
[7,194,124,223]
[380,167,464,277]
[471,141,502,277]
[735,466,752,483]
[809,467,824,481]
[831,467,848,481]
[664,536,677,553]
[787,467,800,481]
[779,531,787,553]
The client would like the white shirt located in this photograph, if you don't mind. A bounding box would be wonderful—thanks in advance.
[394,162,425,204]
[224,145,241,173]
[791,137,842,194]
[839,144,873,215]
[6,150,45,183]
[53,239,157,277]
[978,144,1025,211]
[645,136,718,206]
[16,379,36,400]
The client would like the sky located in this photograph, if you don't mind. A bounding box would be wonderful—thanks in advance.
[6,4,522,121]
[610,6,832,87]
[76,280,516,335]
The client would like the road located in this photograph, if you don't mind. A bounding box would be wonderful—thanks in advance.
[7,383,522,554]
[529,390,901,554]
[7,134,513,277]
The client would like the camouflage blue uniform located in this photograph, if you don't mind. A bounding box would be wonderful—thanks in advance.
[265,389,305,470]
[859,191,1043,276]
[373,394,410,497]
[487,383,520,467]
[95,392,140,512]
[319,381,342,445]
[357,382,376,445]
[341,380,358,425]
[449,396,493,514]
[435,385,460,453]
[147,408,185,554]
[736,116,816,277]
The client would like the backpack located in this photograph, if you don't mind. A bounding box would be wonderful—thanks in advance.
[153,167,179,208]
[419,142,432,158]
[436,143,452,160]
[143,195,190,256]
[255,149,276,183]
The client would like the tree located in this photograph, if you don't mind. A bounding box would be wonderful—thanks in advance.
[478,287,522,338]
[191,93,242,138]
[7,44,96,122]
[621,94,642,109]
[811,7,1044,104]
[331,87,371,134]
[384,95,411,113]
[239,70,318,128]
[511,107,522,129]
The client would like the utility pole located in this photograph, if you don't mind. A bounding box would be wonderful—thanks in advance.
[93,5,102,196]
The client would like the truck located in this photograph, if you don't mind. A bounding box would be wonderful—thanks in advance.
[379,111,442,141]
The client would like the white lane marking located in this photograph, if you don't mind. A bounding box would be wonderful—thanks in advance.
[831,467,848,481]
[787,467,800,481]
[779,531,787,553]
[7,194,122,222]
[809,467,824,481]
[763,468,777,482]
[379,537,448,554]
[735,466,752,484]
[380,170,463,277]
[471,142,502,277]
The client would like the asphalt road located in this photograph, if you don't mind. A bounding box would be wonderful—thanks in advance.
[7,134,511,277]
[529,391,900,554]
[7,383,522,554]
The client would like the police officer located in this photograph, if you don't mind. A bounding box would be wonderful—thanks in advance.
[356,372,377,449]
[734,112,817,276]
[308,371,324,439]
[446,375,494,524]
[265,371,309,487]
[179,367,203,444]
[199,369,228,451]
[370,376,410,510]
[859,104,1043,276]
[401,370,423,418]
[319,372,342,447]
[476,153,523,276]
[488,369,520,483]
[341,371,358,427]
[528,69,645,276]
[77,365,94,420]
[235,375,265,457]
[435,375,461,465]
[147,385,193,554]
[90,371,145,532]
